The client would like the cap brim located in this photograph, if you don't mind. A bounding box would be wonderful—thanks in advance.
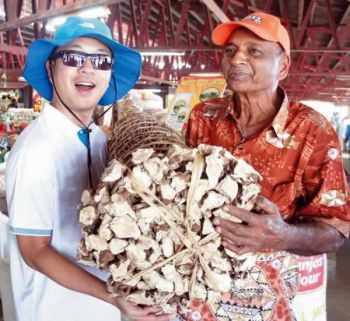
[23,35,142,106]
[212,21,279,46]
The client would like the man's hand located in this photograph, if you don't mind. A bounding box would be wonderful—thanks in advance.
[113,297,175,321]
[213,195,291,254]
[213,195,345,255]
[16,236,176,320]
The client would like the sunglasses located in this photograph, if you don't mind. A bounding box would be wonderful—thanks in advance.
[51,50,114,70]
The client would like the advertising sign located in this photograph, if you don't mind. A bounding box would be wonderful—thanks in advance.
[165,76,226,133]
[293,254,327,321]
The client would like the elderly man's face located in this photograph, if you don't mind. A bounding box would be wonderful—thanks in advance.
[222,28,289,94]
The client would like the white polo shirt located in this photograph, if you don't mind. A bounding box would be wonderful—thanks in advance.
[6,104,120,321]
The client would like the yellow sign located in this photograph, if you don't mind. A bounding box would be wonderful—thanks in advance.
[166,76,226,134]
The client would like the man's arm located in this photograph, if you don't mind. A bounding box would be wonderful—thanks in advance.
[213,196,346,256]
[17,235,174,321]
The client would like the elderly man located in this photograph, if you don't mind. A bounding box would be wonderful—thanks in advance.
[186,12,349,321]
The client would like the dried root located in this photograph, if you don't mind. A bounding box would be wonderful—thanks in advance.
[78,143,262,314]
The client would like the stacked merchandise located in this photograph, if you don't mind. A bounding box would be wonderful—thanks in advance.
[0,108,39,162]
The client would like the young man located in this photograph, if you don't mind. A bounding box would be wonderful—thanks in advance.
[186,12,349,321]
[6,16,172,321]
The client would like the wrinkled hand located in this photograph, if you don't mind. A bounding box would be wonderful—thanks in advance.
[113,297,175,321]
[213,196,292,254]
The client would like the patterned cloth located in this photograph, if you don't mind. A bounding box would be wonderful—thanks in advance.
[182,91,350,321]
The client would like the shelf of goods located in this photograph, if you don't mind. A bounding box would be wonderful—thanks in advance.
[0,108,39,162]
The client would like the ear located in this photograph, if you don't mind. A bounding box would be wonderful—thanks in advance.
[46,60,54,83]
[278,54,291,81]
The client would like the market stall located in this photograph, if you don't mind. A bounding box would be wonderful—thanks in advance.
[0,108,39,162]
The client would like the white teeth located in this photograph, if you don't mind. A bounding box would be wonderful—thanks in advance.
[76,82,94,86]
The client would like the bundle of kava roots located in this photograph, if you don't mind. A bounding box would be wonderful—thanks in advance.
[77,97,262,314]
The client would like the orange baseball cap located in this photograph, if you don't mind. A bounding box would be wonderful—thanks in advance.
[212,12,290,56]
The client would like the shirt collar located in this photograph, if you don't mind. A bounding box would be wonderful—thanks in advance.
[270,87,290,139]
[42,103,97,136]
[227,87,290,139]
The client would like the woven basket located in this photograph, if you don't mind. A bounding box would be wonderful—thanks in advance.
[108,96,186,167]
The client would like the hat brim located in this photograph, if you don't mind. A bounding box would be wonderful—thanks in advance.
[212,21,280,46]
[23,34,142,106]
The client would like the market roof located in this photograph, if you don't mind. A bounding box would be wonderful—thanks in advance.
[0,0,349,104]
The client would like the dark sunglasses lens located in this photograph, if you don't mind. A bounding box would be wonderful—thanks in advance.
[61,52,112,70]
[63,52,86,67]
[96,56,113,70]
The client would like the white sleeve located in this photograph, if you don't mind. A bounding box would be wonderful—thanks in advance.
[6,147,56,236]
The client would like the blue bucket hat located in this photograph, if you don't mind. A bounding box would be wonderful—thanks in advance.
[23,16,142,106]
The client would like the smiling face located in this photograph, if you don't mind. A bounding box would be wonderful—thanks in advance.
[48,37,112,124]
[221,28,290,95]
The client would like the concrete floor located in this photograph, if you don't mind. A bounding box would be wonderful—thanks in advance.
[327,239,350,321]
[326,153,350,321]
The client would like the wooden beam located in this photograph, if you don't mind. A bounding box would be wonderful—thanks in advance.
[0,33,6,69]
[135,46,350,53]
[325,0,340,49]
[243,0,250,15]
[138,0,153,45]
[38,0,52,10]
[201,0,230,23]
[221,0,229,15]
[0,0,121,32]
[281,0,296,49]
[4,0,18,22]
[0,68,24,81]
[0,82,29,89]
[4,0,23,44]
[297,0,304,29]
[264,0,273,12]
[140,74,173,85]
[175,0,190,46]
[0,44,27,55]
[166,0,175,41]
[327,3,350,48]
[130,0,140,47]
[106,4,117,34]
[115,3,124,44]
[226,0,259,13]
[295,0,317,47]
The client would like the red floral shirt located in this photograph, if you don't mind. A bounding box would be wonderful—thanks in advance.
[181,93,349,321]
[186,94,350,229]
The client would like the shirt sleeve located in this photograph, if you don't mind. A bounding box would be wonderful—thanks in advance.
[297,121,350,231]
[6,147,56,236]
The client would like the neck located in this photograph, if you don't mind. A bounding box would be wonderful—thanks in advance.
[51,98,94,128]
[233,88,283,138]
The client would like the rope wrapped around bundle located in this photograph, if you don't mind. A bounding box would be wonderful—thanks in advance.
[77,97,262,315]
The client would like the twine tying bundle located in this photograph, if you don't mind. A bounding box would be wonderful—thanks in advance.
[126,152,222,299]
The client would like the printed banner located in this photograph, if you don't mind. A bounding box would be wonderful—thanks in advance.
[292,254,327,321]
[165,76,226,133]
